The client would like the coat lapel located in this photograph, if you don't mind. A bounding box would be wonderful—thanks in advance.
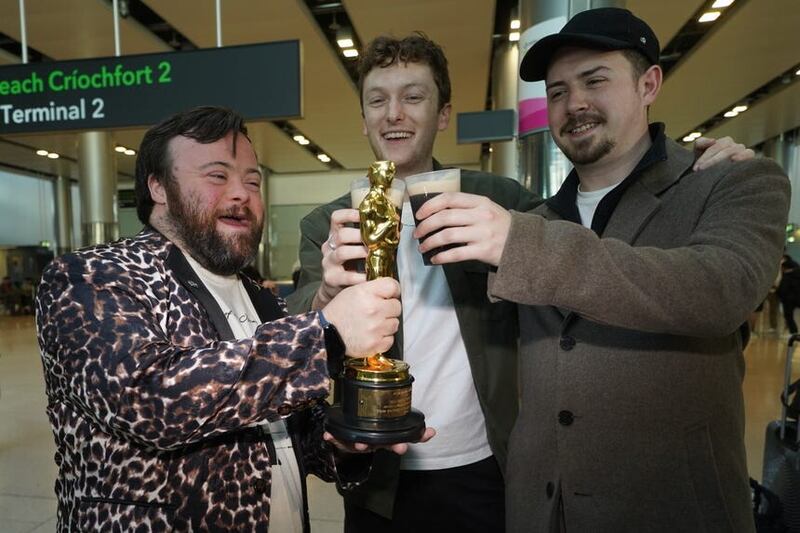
[166,246,236,341]
[241,277,284,323]
[602,140,694,244]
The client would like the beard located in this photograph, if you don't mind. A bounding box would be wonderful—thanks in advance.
[164,182,263,276]
[556,113,616,165]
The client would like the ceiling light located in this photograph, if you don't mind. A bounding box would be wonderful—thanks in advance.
[36,149,49,156]
[711,0,734,7]
[723,110,738,118]
[115,145,127,153]
[337,38,354,49]
[690,131,702,138]
[795,68,800,76]
[509,32,520,42]
[682,135,695,143]
[343,48,359,58]
[698,11,721,22]
[317,154,331,163]
[47,152,60,159]
[510,19,521,30]
[292,135,306,142]
[124,149,136,156]
[298,138,310,146]
[732,105,748,113]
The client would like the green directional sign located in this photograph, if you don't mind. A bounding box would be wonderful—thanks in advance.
[0,41,301,134]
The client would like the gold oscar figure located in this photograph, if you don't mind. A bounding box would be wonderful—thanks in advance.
[360,160,400,370]
[325,161,426,445]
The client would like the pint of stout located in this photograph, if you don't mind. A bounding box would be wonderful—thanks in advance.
[405,168,461,265]
[347,177,405,272]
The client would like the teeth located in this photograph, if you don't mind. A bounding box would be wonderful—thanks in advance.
[384,131,412,140]
[570,123,597,134]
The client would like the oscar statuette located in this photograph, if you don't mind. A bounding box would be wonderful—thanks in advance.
[325,161,426,445]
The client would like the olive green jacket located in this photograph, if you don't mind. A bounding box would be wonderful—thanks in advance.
[287,167,542,518]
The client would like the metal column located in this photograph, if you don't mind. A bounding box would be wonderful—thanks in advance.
[53,160,73,255]
[78,131,118,246]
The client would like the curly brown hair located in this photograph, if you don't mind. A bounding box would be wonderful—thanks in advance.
[357,32,451,111]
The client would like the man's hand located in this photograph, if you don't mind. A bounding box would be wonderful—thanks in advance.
[322,277,401,357]
[323,427,437,455]
[313,208,368,308]
[413,192,511,267]
[693,136,755,171]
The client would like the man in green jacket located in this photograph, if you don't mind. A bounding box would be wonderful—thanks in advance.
[288,32,751,533]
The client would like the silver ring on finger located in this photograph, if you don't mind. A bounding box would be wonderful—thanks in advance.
[326,235,337,250]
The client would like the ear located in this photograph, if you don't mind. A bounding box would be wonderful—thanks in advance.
[148,174,168,206]
[640,65,662,106]
[437,103,452,131]
[362,116,368,137]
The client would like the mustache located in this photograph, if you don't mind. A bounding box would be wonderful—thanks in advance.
[560,113,605,136]
[217,206,257,223]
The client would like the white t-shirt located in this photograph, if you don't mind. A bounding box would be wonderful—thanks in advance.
[184,253,303,533]
[576,181,620,228]
[396,202,493,470]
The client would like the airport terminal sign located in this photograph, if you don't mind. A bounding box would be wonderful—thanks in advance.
[0,41,301,134]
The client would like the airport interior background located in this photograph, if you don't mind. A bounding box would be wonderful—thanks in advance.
[1,0,800,530]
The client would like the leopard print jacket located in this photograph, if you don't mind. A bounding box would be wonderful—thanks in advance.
[35,229,342,532]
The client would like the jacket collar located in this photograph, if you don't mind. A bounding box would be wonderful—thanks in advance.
[153,229,283,340]
[543,123,694,242]
[165,244,237,341]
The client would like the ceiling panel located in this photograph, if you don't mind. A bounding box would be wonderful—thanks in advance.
[248,122,327,173]
[706,81,800,148]
[345,0,494,167]
[653,0,800,139]
[143,0,373,171]
[627,0,705,47]
[0,138,77,179]
[0,0,169,60]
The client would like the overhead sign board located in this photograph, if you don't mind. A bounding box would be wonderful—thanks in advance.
[0,40,301,134]
[457,109,516,144]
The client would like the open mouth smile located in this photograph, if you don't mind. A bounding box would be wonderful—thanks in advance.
[567,122,599,136]
[383,131,413,141]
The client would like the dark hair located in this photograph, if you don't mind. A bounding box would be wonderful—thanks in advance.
[134,106,249,225]
[357,32,451,111]
[621,49,655,80]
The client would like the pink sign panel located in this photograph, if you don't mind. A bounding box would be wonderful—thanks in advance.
[519,97,548,134]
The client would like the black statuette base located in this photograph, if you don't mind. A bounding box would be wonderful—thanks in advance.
[325,406,426,445]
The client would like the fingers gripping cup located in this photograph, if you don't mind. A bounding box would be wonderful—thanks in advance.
[346,177,405,273]
[405,168,461,265]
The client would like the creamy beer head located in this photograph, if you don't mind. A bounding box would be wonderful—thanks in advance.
[350,177,405,209]
[404,168,461,197]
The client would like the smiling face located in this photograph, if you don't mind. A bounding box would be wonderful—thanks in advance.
[149,131,264,275]
[545,47,658,168]
[361,62,451,179]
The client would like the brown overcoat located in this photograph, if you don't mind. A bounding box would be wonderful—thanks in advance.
[490,139,790,532]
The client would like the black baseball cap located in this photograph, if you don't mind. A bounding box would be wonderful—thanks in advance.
[520,7,660,82]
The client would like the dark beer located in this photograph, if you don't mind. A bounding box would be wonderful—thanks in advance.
[406,168,461,266]
[409,192,459,265]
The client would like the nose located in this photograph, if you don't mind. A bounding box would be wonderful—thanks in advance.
[565,88,589,115]
[387,98,404,123]
[224,175,250,204]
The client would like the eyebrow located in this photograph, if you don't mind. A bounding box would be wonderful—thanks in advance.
[199,161,262,177]
[546,65,611,90]
[365,82,429,93]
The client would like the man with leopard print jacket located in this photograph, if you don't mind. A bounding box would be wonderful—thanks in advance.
[35,106,423,532]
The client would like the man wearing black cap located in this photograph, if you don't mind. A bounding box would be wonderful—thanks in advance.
[413,7,789,532]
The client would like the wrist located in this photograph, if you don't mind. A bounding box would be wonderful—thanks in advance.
[318,310,345,375]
